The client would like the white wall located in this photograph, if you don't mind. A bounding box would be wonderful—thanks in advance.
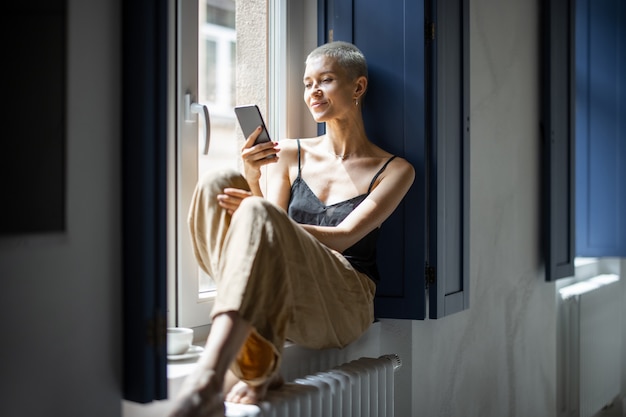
[0,1,121,416]
[0,1,623,417]
[407,0,558,415]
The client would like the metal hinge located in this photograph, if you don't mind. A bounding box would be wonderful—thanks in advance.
[146,314,167,349]
[425,264,436,289]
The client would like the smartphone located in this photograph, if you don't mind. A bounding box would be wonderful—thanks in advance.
[234,104,272,145]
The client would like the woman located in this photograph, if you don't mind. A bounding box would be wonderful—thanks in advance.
[170,41,415,417]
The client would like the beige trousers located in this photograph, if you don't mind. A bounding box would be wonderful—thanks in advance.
[188,169,376,384]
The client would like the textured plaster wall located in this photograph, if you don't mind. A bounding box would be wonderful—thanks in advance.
[236,1,560,416]
[407,0,557,415]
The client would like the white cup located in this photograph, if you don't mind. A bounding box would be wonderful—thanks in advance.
[167,327,194,355]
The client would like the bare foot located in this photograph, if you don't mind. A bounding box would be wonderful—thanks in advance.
[224,372,284,404]
[169,370,225,417]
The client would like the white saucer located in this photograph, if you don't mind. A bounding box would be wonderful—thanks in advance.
[168,345,204,361]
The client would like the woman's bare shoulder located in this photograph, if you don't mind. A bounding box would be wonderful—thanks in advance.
[389,155,414,171]
[282,135,323,144]
[277,136,309,148]
[386,156,415,190]
[388,155,414,177]
[279,136,325,155]
[374,154,414,189]
[273,137,309,170]
[371,144,414,176]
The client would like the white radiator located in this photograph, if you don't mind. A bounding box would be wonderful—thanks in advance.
[225,354,402,417]
[559,274,621,417]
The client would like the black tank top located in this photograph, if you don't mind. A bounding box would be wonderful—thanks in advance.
[287,139,396,283]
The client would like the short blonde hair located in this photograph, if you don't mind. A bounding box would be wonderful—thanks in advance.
[305,41,368,81]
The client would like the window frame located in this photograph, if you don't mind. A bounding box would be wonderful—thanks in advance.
[170,0,216,329]
[172,0,319,330]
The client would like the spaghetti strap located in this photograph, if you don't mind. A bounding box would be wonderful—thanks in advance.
[367,156,397,193]
[296,139,302,179]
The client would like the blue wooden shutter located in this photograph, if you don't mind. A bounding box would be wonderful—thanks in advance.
[357,0,428,319]
[541,0,576,281]
[122,0,168,403]
[575,0,626,257]
[319,0,469,319]
[426,0,470,318]
[319,0,427,319]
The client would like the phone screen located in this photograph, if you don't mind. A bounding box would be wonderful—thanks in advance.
[234,105,271,145]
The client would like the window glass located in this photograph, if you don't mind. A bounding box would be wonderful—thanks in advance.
[198,0,239,293]
[197,0,238,293]
[174,0,239,327]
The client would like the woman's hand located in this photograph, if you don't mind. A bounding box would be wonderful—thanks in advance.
[217,188,253,215]
[241,126,280,187]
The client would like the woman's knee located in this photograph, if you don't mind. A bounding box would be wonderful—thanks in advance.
[236,196,273,218]
[234,197,289,233]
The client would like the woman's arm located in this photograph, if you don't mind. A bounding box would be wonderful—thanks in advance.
[300,158,415,253]
[240,126,281,197]
[265,138,300,210]
[217,127,280,214]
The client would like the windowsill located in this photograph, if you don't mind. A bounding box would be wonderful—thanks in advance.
[574,257,600,267]
[556,257,622,293]
[169,320,382,382]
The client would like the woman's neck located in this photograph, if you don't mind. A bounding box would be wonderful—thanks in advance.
[324,117,369,158]
[326,114,369,145]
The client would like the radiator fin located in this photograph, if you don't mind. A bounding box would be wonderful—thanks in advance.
[225,354,401,417]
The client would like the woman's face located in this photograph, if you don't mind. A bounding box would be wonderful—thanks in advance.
[303,55,358,123]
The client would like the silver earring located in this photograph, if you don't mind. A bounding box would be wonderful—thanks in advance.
[355,99,359,107]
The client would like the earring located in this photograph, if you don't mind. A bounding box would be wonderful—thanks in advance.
[355,99,359,107]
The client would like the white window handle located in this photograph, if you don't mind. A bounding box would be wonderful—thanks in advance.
[184,93,211,155]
